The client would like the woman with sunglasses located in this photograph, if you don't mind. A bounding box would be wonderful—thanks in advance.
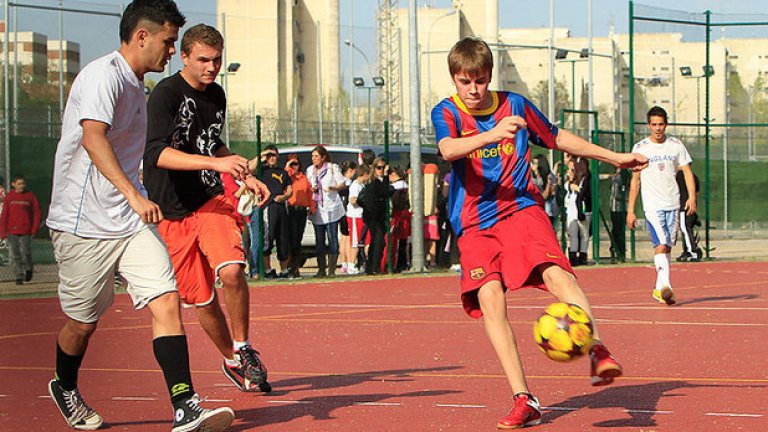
[284,155,315,278]
[362,157,390,275]
[306,147,347,277]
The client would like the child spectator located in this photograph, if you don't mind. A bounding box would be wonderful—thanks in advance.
[0,174,41,284]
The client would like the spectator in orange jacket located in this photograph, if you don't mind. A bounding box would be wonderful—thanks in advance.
[284,154,316,278]
[0,174,41,284]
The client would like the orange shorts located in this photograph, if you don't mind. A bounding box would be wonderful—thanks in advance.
[158,195,246,306]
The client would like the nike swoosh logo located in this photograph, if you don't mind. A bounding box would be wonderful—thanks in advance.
[462,129,477,136]
[546,253,560,259]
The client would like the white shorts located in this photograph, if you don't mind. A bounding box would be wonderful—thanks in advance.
[51,226,177,323]
[645,209,679,248]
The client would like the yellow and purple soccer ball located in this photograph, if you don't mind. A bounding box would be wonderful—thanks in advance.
[533,303,594,362]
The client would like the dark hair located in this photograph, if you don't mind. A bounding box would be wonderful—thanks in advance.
[573,158,590,185]
[120,0,186,44]
[181,24,223,55]
[448,37,493,77]
[646,106,668,124]
[11,174,25,182]
[361,149,375,165]
[533,154,551,189]
[264,144,279,153]
[342,160,358,173]
[312,146,330,162]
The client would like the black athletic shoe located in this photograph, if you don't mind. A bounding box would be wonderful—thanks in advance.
[48,379,103,431]
[236,346,270,391]
[172,394,234,432]
[25,270,33,281]
[222,361,260,392]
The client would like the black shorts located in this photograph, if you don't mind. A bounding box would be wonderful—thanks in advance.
[339,215,350,236]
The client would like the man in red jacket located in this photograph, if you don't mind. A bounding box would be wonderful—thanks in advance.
[0,174,41,284]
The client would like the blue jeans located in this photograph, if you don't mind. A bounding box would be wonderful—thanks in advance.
[313,220,340,256]
[247,212,261,276]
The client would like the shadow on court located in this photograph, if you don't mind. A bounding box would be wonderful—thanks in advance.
[674,293,760,307]
[542,381,764,428]
[264,366,463,396]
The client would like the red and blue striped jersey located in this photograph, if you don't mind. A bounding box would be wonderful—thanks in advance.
[431,91,558,235]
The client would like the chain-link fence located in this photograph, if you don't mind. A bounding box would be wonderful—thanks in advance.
[630,1,768,262]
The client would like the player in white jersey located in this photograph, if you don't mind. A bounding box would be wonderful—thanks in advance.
[627,106,697,305]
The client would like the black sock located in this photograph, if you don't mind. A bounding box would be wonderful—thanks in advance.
[56,343,84,391]
[153,335,194,404]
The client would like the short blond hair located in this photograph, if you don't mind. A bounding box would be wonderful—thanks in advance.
[447,37,493,77]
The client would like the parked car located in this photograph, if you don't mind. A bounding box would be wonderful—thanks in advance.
[266,144,442,258]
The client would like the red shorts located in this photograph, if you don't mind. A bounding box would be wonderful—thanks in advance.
[457,205,573,319]
[348,216,369,246]
[158,195,246,306]
[423,214,439,240]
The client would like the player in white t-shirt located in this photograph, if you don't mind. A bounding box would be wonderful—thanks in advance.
[627,106,697,306]
[45,2,233,431]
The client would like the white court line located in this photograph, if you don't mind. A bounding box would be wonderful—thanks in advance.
[202,399,233,403]
[266,303,768,312]
[542,406,579,412]
[435,404,486,409]
[623,409,673,414]
[705,412,763,418]
[354,402,402,406]
[267,400,313,405]
[38,395,51,399]
[113,396,157,401]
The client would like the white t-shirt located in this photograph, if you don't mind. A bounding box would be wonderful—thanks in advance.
[306,162,347,225]
[632,136,692,212]
[47,51,148,238]
[346,180,364,219]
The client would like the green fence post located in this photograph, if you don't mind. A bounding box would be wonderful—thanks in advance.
[591,120,600,264]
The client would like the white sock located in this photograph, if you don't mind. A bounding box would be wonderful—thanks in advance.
[225,358,239,367]
[654,253,671,290]
[233,340,250,351]
[664,253,673,289]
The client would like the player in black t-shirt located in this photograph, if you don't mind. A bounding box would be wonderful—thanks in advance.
[144,24,272,393]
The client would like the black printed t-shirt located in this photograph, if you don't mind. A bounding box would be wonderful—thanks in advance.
[258,165,292,206]
[144,72,226,219]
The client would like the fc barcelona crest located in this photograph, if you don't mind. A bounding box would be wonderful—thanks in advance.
[469,267,486,280]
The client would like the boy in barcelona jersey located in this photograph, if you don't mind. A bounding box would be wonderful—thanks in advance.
[432,37,648,430]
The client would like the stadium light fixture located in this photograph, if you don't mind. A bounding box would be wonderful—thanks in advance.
[679,66,692,77]
[227,62,241,73]
[353,77,365,87]
[372,76,385,87]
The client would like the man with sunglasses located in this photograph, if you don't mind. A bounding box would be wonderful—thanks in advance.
[252,145,293,279]
[144,24,272,393]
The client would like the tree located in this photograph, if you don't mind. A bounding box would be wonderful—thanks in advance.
[529,79,571,127]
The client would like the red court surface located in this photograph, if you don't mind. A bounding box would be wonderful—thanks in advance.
[1,260,767,431]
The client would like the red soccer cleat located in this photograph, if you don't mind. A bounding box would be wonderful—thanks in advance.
[590,343,623,386]
[497,393,542,429]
